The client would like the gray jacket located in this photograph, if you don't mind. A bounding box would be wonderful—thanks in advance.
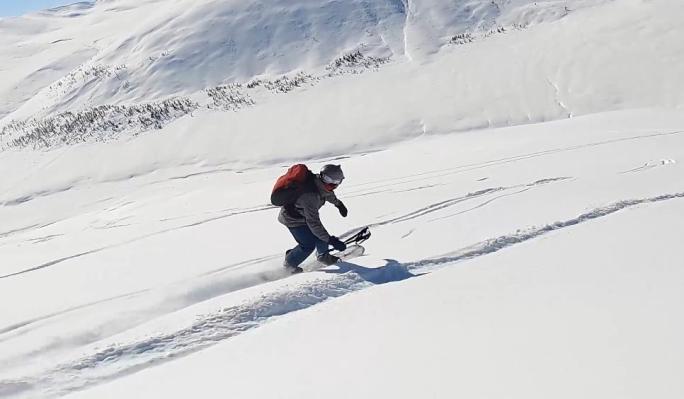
[278,177,342,242]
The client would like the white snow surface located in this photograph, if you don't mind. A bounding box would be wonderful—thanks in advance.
[1,0,684,397]
[0,0,546,119]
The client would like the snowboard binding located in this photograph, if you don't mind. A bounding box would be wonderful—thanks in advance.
[343,226,371,245]
[326,226,371,263]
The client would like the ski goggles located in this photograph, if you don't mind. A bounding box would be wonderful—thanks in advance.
[321,173,344,185]
[321,174,343,190]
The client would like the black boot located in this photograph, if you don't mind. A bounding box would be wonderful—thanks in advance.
[283,260,304,274]
[284,250,303,274]
[317,253,339,266]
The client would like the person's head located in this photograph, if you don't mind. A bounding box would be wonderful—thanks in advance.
[319,164,344,192]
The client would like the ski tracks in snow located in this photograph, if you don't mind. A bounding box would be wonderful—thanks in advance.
[0,205,273,280]
[620,159,677,174]
[342,130,684,199]
[368,176,572,227]
[6,189,684,398]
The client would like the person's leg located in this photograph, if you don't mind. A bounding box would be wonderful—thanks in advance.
[314,235,337,266]
[285,225,317,267]
[314,239,330,256]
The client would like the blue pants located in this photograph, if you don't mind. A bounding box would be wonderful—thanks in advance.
[285,225,329,267]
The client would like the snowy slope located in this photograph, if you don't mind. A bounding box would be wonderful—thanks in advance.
[1,0,650,149]
[2,108,684,398]
[2,0,683,196]
[1,0,684,397]
[0,0,534,119]
[63,196,684,399]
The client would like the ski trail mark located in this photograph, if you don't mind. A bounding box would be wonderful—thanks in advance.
[410,191,684,271]
[431,187,534,222]
[7,263,416,398]
[343,131,684,196]
[620,159,677,174]
[0,205,273,280]
[8,191,684,399]
[368,177,572,228]
[379,187,505,224]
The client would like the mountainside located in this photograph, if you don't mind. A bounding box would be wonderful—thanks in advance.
[1,0,682,196]
[1,0,683,398]
[1,0,644,151]
[0,0,597,118]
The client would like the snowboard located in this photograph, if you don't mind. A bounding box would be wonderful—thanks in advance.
[331,244,366,262]
[300,244,366,272]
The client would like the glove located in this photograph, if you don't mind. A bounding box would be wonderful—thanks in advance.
[336,202,348,217]
[329,236,347,252]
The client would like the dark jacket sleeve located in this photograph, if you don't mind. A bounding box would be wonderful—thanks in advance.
[298,193,331,242]
[325,191,342,207]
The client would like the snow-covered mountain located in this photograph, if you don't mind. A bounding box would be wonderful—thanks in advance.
[6,0,681,154]
[0,0,589,119]
[1,0,683,398]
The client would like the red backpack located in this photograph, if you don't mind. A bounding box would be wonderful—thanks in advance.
[270,164,316,206]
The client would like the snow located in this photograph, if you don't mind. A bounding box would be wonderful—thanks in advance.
[62,198,684,399]
[3,108,684,398]
[1,0,683,398]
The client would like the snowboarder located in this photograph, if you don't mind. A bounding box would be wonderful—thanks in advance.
[277,164,349,273]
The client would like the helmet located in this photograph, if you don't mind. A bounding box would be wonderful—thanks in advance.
[320,164,344,190]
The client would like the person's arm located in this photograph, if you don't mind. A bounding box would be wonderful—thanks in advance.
[326,192,348,217]
[299,194,331,242]
[326,191,342,207]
